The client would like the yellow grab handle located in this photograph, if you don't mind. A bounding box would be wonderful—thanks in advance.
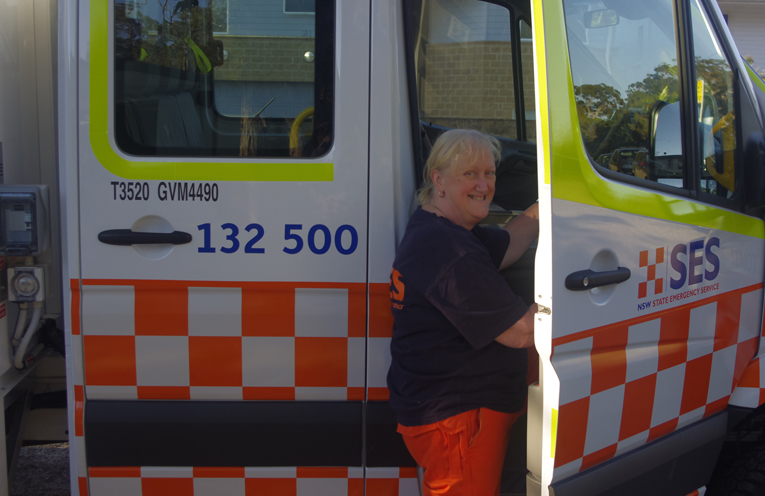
[289,106,315,151]
[184,36,212,74]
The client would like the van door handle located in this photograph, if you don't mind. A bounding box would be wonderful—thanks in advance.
[98,229,192,246]
[565,267,631,291]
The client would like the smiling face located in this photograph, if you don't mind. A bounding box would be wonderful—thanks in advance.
[432,148,496,230]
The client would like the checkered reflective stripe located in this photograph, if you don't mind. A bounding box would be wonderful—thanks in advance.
[728,286,765,409]
[71,280,404,493]
[85,467,418,496]
[729,354,765,407]
[638,248,666,299]
[77,279,373,400]
[552,285,763,479]
[71,280,88,496]
[368,283,394,400]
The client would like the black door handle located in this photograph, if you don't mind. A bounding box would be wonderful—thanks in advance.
[565,267,631,291]
[98,229,192,246]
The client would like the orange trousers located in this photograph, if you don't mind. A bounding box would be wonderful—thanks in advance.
[397,408,523,496]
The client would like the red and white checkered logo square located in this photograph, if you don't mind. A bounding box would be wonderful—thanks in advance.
[639,248,666,299]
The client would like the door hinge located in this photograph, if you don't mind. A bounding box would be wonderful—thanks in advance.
[537,304,551,315]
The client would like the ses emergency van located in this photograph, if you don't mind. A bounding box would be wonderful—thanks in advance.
[1,0,765,494]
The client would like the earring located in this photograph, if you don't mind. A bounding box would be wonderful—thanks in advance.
[439,190,445,198]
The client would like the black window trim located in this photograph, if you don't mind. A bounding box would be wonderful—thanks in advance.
[675,0,700,199]
[402,0,425,189]
[692,0,745,210]
[517,15,534,142]
[512,13,527,142]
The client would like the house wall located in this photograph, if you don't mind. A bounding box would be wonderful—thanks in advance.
[717,1,765,73]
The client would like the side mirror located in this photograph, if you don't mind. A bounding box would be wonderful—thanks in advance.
[651,101,682,158]
[744,132,765,207]
[584,9,619,28]
[649,101,684,186]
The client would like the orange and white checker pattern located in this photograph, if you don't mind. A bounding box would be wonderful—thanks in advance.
[687,488,706,496]
[552,285,763,479]
[729,355,765,407]
[368,283,395,401]
[75,279,373,401]
[728,294,765,409]
[70,280,89,496]
[85,466,418,496]
[70,280,402,494]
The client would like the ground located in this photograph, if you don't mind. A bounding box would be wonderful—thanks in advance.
[11,443,70,496]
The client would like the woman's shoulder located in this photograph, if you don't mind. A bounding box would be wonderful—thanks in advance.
[398,208,485,262]
[403,208,469,243]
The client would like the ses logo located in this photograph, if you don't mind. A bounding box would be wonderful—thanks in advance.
[637,237,721,311]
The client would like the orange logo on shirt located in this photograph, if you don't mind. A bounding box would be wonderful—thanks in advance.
[390,268,405,309]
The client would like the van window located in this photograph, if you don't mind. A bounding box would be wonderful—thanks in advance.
[406,0,538,212]
[113,0,334,158]
[413,0,532,142]
[563,0,685,188]
[690,0,738,197]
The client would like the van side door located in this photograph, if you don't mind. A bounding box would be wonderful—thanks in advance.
[68,1,371,493]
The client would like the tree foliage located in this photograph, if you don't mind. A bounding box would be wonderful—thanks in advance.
[574,57,730,161]
[114,0,224,71]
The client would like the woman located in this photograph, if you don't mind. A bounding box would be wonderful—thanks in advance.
[387,129,539,495]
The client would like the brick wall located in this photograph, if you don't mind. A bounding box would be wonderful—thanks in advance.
[420,40,535,140]
[214,36,315,82]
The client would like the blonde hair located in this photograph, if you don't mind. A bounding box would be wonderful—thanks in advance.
[417,129,501,206]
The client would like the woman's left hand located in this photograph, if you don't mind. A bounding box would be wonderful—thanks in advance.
[499,203,540,270]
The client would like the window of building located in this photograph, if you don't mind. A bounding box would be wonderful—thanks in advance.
[113,0,334,158]
[285,0,315,14]
[212,0,228,34]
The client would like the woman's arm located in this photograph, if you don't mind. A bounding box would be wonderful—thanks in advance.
[499,203,540,270]
[495,303,537,348]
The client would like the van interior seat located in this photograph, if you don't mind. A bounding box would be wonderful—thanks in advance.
[117,57,204,152]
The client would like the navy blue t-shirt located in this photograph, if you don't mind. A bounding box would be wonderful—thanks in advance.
[387,208,529,426]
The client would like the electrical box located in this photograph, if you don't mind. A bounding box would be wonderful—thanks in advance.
[0,186,50,256]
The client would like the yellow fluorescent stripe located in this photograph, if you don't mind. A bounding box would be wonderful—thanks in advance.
[533,0,551,185]
[550,408,558,458]
[89,0,333,182]
[747,63,765,94]
[539,0,764,238]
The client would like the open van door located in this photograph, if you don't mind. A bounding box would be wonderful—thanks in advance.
[529,0,765,493]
